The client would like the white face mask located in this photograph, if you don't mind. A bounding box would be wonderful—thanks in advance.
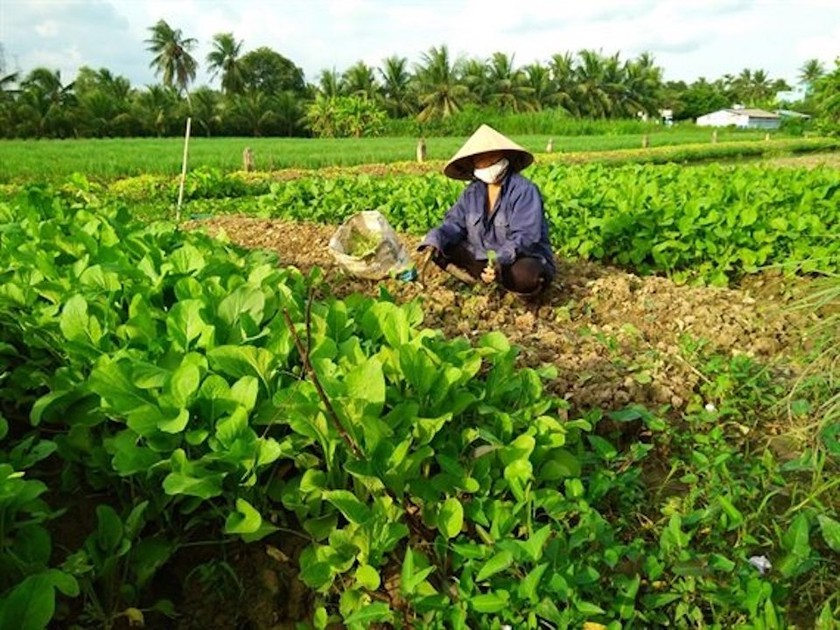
[473,157,509,184]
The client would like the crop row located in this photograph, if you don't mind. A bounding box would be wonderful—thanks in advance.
[157,161,840,285]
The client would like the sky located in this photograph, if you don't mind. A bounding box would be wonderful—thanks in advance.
[1,0,838,93]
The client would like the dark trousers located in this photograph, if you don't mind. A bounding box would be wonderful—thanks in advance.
[434,243,552,296]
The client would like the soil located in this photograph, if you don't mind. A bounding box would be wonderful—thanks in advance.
[188,216,820,416]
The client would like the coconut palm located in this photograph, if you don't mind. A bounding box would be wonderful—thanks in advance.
[342,61,378,99]
[486,52,536,113]
[17,67,76,137]
[413,45,468,122]
[316,68,342,97]
[523,62,554,111]
[460,58,488,105]
[574,49,614,118]
[133,84,181,136]
[227,90,278,136]
[207,32,245,95]
[620,52,664,117]
[378,55,414,118]
[145,19,198,100]
[548,52,577,114]
[799,59,825,95]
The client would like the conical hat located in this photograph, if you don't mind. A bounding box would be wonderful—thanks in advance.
[443,124,534,180]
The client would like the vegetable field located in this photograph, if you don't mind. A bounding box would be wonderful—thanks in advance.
[0,151,838,629]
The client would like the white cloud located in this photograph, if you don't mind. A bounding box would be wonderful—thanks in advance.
[34,20,60,37]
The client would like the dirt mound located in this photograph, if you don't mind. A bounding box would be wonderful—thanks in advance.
[188,216,814,415]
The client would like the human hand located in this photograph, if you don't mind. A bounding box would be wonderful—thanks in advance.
[481,264,496,284]
[481,250,497,283]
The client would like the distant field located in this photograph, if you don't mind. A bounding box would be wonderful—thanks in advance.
[0,127,788,182]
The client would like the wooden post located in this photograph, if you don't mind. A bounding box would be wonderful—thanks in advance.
[176,117,192,223]
[243,146,255,171]
[641,134,649,149]
[416,138,426,163]
[545,138,554,153]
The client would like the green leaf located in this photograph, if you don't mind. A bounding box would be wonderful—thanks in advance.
[817,515,840,552]
[95,505,124,553]
[401,547,435,595]
[89,360,152,413]
[208,345,276,385]
[168,363,201,408]
[59,295,92,342]
[230,376,259,411]
[217,285,266,327]
[520,524,552,562]
[778,512,811,578]
[345,357,385,414]
[517,563,548,603]
[162,471,224,499]
[299,560,332,590]
[0,570,78,630]
[343,601,392,625]
[438,497,464,540]
[538,449,581,480]
[324,490,371,525]
[470,590,510,613]
[478,331,511,354]
[355,564,381,590]
[166,299,214,351]
[130,537,173,589]
[157,408,189,434]
[224,498,262,535]
[476,550,514,582]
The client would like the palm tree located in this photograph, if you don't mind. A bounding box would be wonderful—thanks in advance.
[523,62,554,111]
[812,59,840,123]
[227,91,278,136]
[145,19,198,101]
[620,52,664,118]
[574,50,614,118]
[133,84,181,136]
[207,32,245,95]
[413,45,468,122]
[316,68,342,97]
[17,68,76,137]
[378,55,414,117]
[486,52,535,113]
[548,52,577,114]
[460,58,488,105]
[342,61,377,99]
[798,59,825,94]
[190,86,221,136]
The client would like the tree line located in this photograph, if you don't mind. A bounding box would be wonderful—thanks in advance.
[0,19,837,139]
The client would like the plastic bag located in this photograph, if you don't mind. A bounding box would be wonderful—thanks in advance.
[328,210,412,280]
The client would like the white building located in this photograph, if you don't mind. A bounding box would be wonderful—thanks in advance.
[696,107,781,130]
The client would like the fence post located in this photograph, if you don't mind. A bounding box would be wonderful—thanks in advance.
[176,117,192,223]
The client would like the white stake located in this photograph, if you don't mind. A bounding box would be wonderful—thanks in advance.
[176,117,192,222]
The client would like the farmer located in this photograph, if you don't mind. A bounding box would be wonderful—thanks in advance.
[418,124,555,298]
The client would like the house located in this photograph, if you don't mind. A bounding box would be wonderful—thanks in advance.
[696,107,780,129]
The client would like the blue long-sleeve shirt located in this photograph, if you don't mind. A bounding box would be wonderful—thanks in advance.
[420,172,555,276]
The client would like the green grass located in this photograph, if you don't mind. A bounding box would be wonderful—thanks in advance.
[0,127,793,183]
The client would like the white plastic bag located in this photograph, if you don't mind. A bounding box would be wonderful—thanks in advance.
[328,210,412,280]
